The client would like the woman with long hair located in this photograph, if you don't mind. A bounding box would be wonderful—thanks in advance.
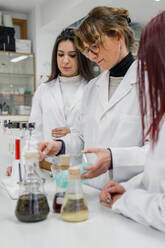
[6,28,93,175]
[30,28,92,143]
[100,11,165,232]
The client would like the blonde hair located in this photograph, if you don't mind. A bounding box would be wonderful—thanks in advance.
[75,6,135,52]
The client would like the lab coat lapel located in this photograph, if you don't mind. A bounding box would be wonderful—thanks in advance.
[96,61,137,119]
[69,82,85,112]
[107,77,133,111]
[95,70,109,110]
[49,78,66,121]
[107,61,137,112]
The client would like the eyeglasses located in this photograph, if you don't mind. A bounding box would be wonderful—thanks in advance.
[82,44,99,58]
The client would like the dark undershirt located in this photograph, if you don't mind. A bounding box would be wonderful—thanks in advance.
[110,52,134,77]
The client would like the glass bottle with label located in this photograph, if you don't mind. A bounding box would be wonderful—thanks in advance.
[15,150,50,222]
[61,167,89,222]
[51,154,70,213]
[2,102,9,114]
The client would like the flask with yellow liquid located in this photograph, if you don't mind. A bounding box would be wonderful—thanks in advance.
[61,167,88,222]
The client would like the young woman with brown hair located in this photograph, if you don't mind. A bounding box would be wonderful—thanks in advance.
[6,28,93,176]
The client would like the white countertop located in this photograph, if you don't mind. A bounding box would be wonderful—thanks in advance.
[0,160,165,248]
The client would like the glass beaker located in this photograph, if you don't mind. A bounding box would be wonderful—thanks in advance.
[61,167,89,222]
[51,154,70,213]
[15,150,50,222]
[51,164,66,213]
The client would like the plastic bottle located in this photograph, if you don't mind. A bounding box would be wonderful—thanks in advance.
[2,102,9,114]
[0,103,2,114]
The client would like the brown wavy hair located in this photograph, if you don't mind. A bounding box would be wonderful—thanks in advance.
[48,28,93,82]
[75,6,135,52]
[137,11,165,146]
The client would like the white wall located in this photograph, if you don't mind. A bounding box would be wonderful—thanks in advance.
[39,0,164,29]
[27,5,40,85]
[1,10,27,20]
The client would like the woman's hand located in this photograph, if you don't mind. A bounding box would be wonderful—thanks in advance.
[6,166,12,176]
[100,181,125,208]
[52,127,70,138]
[38,141,62,161]
[81,148,111,179]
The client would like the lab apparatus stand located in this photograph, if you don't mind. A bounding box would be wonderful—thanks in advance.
[1,120,35,182]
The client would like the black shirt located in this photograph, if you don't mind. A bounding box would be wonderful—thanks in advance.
[110,52,134,77]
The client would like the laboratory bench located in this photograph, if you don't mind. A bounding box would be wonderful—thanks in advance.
[0,156,165,248]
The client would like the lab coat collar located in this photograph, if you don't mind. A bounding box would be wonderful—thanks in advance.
[95,61,137,116]
[57,76,86,113]
[50,77,86,119]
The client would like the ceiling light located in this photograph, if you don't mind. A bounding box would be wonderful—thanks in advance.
[10,55,28,63]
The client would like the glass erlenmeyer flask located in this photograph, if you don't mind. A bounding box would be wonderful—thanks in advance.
[61,167,89,222]
[15,150,50,222]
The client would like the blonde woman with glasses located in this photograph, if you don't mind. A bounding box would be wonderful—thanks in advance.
[38,6,149,189]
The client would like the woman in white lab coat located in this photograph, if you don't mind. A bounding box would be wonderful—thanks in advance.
[6,28,93,175]
[100,11,165,232]
[38,7,148,189]
[29,28,93,147]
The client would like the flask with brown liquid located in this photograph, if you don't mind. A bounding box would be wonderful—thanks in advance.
[61,167,89,222]
[15,150,50,222]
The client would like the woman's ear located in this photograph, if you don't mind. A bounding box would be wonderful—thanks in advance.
[116,29,124,41]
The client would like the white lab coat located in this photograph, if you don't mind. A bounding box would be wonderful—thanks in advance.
[112,118,165,232]
[29,77,87,148]
[62,61,149,189]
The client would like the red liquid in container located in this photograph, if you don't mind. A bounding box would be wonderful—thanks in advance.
[53,192,65,213]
